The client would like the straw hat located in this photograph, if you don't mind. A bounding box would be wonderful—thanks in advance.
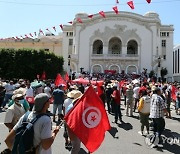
[67,90,82,100]
[126,84,133,89]
[12,88,26,100]
[72,90,83,103]
[151,86,156,91]
[70,85,78,90]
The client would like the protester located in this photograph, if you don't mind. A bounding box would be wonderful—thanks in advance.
[25,80,35,111]
[138,90,150,135]
[2,81,15,109]
[175,86,180,115]
[0,82,5,109]
[4,88,26,131]
[111,85,122,123]
[126,84,134,117]
[133,83,140,112]
[105,84,113,114]
[5,93,60,153]
[44,82,52,98]
[52,84,65,122]
[149,87,169,146]
[8,88,30,112]
[66,90,82,154]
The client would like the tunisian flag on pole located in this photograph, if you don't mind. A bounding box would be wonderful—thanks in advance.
[64,72,69,82]
[54,73,67,87]
[64,86,111,153]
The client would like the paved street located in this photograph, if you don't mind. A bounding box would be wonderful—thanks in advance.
[0,103,180,154]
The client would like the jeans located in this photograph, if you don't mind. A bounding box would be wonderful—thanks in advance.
[113,102,122,121]
[53,104,62,115]
[71,137,81,154]
[2,94,13,107]
[152,118,165,137]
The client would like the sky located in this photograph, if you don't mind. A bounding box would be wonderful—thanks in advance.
[0,0,180,46]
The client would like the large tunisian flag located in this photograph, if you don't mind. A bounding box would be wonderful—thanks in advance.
[64,86,111,153]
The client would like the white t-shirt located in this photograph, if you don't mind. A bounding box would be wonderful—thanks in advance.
[63,98,73,115]
[26,87,34,97]
[5,83,15,95]
[4,103,25,127]
[133,86,140,99]
[44,87,52,98]
[14,112,52,154]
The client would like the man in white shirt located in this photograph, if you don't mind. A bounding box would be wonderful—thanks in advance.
[133,83,140,112]
[2,81,15,109]
[25,81,34,111]
[5,93,60,154]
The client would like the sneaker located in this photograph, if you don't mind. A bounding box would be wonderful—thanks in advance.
[65,142,69,149]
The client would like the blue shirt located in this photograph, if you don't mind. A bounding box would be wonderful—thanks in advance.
[52,89,64,104]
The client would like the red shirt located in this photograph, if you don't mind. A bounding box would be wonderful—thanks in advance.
[112,90,121,104]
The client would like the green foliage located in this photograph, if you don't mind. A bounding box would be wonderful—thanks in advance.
[0,48,64,80]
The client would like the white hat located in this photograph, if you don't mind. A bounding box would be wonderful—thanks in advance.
[12,88,26,100]
[126,84,133,89]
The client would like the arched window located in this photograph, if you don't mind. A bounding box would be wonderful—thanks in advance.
[127,40,138,54]
[108,37,122,54]
[126,65,138,74]
[93,40,103,54]
[91,64,103,73]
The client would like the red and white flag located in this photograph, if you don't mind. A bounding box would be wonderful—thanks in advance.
[88,14,93,19]
[99,11,106,18]
[77,18,83,23]
[53,26,56,32]
[54,73,67,87]
[113,6,119,14]
[127,1,135,9]
[146,0,151,4]
[59,24,63,30]
[64,86,111,153]
[64,72,69,82]
[39,29,44,35]
[29,33,33,37]
[68,21,73,24]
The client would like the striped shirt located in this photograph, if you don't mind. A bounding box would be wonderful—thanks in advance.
[149,94,166,118]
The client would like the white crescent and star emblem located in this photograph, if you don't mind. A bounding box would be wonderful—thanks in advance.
[82,107,101,128]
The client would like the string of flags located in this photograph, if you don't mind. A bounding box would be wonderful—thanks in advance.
[0,0,151,41]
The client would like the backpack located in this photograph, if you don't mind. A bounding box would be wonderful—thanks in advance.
[12,112,48,154]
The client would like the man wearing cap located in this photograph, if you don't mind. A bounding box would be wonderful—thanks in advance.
[5,93,60,153]
[4,88,26,131]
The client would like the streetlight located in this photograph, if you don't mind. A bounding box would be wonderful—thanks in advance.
[158,56,161,67]
[157,56,161,82]
[68,55,71,80]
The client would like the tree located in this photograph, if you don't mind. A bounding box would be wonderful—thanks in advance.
[0,48,64,80]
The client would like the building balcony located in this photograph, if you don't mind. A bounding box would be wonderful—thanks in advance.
[91,53,139,60]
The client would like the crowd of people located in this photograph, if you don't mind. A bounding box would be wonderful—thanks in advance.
[0,72,180,153]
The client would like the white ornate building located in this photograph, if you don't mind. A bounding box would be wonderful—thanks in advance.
[173,44,180,81]
[0,11,174,81]
[62,11,174,81]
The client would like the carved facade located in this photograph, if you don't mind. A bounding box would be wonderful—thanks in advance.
[62,11,173,80]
